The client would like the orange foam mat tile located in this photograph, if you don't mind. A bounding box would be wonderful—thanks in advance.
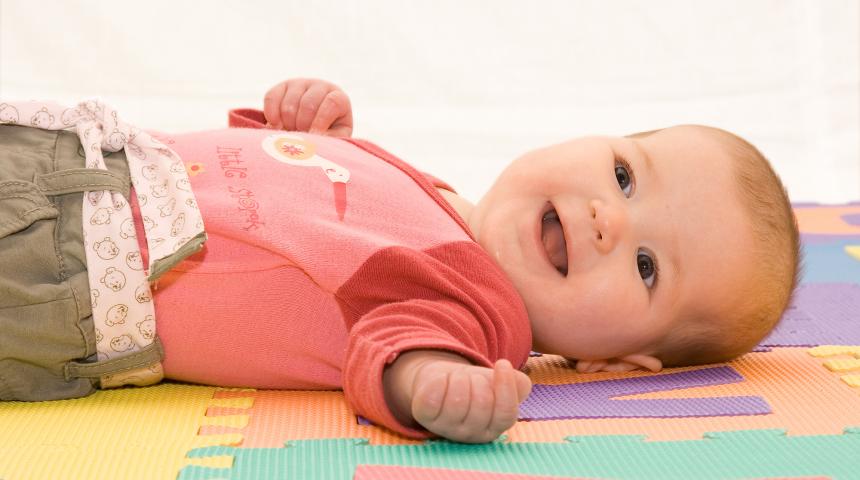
[198,347,860,447]
[201,390,421,446]
[794,204,860,235]
[505,348,860,442]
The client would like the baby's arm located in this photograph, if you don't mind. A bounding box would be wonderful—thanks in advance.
[383,350,532,443]
[263,78,353,137]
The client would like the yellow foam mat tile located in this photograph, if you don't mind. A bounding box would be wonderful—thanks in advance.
[808,345,860,393]
[190,391,255,450]
[808,345,860,357]
[824,359,860,372]
[843,375,860,388]
[0,383,223,480]
[846,245,860,261]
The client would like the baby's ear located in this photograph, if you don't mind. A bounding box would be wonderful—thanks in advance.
[574,354,662,373]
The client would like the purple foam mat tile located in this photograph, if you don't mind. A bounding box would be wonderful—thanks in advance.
[760,282,860,347]
[842,213,860,226]
[518,366,770,420]
[792,200,860,207]
[800,233,860,244]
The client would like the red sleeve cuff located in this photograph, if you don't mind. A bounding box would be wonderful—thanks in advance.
[342,303,495,439]
[345,339,493,440]
[228,108,267,129]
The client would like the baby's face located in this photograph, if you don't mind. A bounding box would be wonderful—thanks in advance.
[469,126,756,361]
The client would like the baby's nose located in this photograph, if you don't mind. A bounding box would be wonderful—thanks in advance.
[589,199,628,254]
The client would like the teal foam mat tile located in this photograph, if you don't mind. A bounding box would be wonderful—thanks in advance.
[179,429,860,480]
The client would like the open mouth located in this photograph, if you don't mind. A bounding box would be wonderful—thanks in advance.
[541,203,569,276]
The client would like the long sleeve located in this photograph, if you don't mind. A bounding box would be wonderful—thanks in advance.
[344,299,495,438]
[336,243,532,438]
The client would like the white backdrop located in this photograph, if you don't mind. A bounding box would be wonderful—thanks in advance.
[1,0,858,203]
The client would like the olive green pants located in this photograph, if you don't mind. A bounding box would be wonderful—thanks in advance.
[0,124,162,401]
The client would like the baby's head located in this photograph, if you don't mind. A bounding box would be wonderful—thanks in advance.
[468,125,800,370]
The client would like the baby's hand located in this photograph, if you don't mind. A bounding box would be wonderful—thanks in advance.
[384,350,532,443]
[412,358,532,443]
[572,354,663,373]
[263,78,353,137]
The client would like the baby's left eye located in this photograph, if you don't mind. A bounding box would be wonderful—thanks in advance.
[637,249,657,288]
[615,162,633,197]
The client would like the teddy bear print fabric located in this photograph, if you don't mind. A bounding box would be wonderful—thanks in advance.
[0,100,206,388]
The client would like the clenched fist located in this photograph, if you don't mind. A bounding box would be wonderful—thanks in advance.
[263,78,353,137]
[383,350,532,443]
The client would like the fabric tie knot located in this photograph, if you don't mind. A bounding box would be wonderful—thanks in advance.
[73,101,132,154]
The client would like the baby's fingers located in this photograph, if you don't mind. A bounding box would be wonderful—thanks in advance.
[438,368,471,426]
[308,90,353,137]
[575,359,607,373]
[514,369,532,403]
[263,81,289,129]
[436,371,497,443]
[275,81,311,131]
[411,372,448,424]
[488,359,520,435]
[295,82,332,133]
[460,372,495,441]
[413,368,470,432]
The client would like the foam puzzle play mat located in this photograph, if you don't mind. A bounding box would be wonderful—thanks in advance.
[2,202,860,479]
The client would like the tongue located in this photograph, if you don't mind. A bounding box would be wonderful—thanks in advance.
[542,218,568,272]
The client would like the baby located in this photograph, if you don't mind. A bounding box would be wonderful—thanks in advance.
[0,78,800,444]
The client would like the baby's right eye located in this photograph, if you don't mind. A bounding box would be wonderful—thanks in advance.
[615,160,633,197]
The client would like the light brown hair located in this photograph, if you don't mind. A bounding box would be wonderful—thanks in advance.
[630,126,802,367]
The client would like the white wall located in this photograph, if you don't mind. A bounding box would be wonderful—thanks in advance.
[1,0,858,203]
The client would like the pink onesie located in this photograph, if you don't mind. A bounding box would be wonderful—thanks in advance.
[150,110,532,438]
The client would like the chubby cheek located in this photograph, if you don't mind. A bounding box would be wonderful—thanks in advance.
[563,276,650,349]
[574,285,639,331]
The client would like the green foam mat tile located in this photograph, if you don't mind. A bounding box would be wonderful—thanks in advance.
[178,429,860,480]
